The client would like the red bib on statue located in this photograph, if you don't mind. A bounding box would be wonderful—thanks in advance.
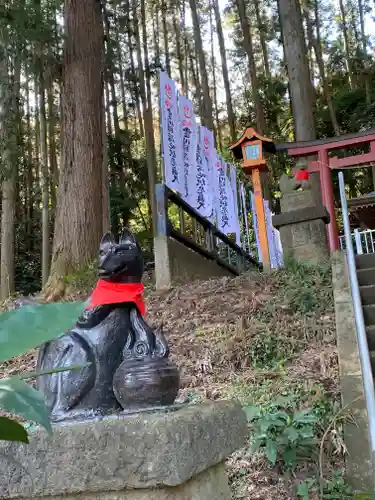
[295,170,309,182]
[87,280,146,316]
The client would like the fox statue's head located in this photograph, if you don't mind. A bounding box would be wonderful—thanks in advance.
[98,229,144,283]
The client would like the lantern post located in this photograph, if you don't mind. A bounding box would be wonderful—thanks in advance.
[229,127,275,270]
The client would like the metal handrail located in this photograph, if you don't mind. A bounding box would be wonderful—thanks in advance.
[339,171,375,496]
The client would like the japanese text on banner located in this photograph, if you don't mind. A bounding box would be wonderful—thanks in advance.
[178,95,197,205]
[160,72,182,193]
[195,126,214,219]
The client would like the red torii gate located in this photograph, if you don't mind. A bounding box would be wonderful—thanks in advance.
[275,128,375,252]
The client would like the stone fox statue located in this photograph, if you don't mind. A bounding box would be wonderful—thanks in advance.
[36,229,147,422]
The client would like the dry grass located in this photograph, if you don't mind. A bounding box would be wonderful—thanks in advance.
[0,266,341,499]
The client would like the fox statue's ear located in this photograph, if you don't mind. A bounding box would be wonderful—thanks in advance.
[100,232,115,246]
[119,228,137,246]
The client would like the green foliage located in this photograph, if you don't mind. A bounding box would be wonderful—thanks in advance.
[0,301,86,443]
[64,263,98,294]
[297,470,353,499]
[0,377,53,435]
[0,301,85,362]
[0,415,28,443]
[245,400,318,469]
[277,254,333,315]
[247,332,297,368]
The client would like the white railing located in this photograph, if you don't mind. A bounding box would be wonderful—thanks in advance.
[339,228,375,255]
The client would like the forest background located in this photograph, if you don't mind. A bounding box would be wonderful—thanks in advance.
[0,0,373,300]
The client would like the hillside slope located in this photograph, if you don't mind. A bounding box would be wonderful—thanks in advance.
[1,263,342,499]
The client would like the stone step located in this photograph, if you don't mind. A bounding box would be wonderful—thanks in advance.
[356,253,375,270]
[371,351,375,375]
[357,267,375,287]
[360,285,375,306]
[363,304,375,326]
[367,326,375,351]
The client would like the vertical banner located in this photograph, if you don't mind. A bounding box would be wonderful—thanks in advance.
[192,126,213,219]
[200,126,215,221]
[240,183,251,254]
[160,71,182,193]
[214,155,230,233]
[250,191,262,262]
[178,95,197,205]
[213,155,239,234]
[264,200,278,268]
[228,164,241,246]
[274,228,284,267]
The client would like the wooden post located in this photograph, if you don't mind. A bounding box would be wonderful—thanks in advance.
[229,128,274,270]
[252,168,270,269]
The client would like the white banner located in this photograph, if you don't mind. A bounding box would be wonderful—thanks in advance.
[274,227,284,267]
[264,200,278,269]
[250,191,262,262]
[240,183,251,254]
[228,164,241,246]
[199,126,215,220]
[214,155,230,233]
[178,95,197,205]
[160,71,182,193]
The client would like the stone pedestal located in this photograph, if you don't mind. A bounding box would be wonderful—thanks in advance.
[0,401,247,500]
[272,190,330,264]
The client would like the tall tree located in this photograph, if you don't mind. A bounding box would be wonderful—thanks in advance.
[189,0,214,131]
[235,0,265,134]
[278,0,319,200]
[46,0,105,296]
[212,0,236,142]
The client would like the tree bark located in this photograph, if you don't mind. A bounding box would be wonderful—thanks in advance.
[254,0,270,79]
[338,0,354,88]
[189,0,214,130]
[38,73,50,286]
[209,5,222,150]
[136,0,158,233]
[161,0,171,75]
[278,0,320,201]
[212,0,236,142]
[126,6,144,137]
[46,0,104,296]
[235,0,265,134]
[47,80,58,222]
[0,47,20,299]
[278,0,315,141]
[173,1,186,94]
[309,0,340,135]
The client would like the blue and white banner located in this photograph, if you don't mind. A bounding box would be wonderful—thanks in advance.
[160,71,183,193]
[178,95,197,205]
[240,183,251,254]
[250,191,262,262]
[192,126,214,220]
[228,164,241,246]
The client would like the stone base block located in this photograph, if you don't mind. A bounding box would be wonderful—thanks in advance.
[37,463,230,499]
[279,217,329,263]
[280,189,316,212]
[0,401,247,500]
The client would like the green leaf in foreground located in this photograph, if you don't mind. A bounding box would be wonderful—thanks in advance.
[0,416,29,443]
[0,377,52,434]
[0,301,85,362]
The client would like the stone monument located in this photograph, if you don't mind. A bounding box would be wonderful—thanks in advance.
[273,163,330,263]
[0,229,247,500]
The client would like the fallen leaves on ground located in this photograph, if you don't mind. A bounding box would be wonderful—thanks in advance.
[0,269,339,499]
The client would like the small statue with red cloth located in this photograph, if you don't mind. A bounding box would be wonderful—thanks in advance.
[279,160,311,195]
[36,229,179,422]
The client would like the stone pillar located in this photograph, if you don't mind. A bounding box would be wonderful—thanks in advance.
[272,189,329,264]
[0,401,247,500]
